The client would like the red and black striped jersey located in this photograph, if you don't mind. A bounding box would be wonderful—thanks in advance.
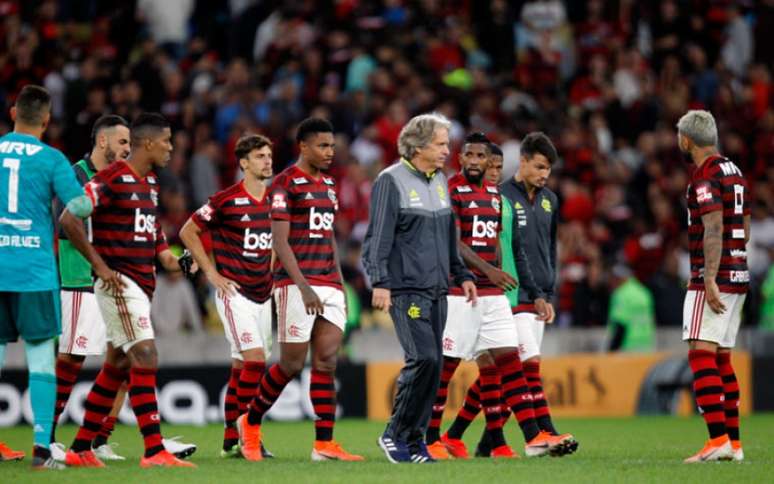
[270,164,341,289]
[448,173,503,296]
[84,161,168,297]
[191,181,272,303]
[686,155,750,294]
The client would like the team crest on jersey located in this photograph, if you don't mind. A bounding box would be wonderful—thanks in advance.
[327,188,339,210]
[491,197,500,213]
[240,332,253,344]
[436,184,446,201]
[323,177,335,186]
[272,193,287,209]
[292,177,309,185]
[75,335,88,348]
[541,198,552,213]
[138,316,151,329]
[234,197,250,205]
[407,303,421,319]
[443,337,454,352]
[150,189,158,206]
[456,185,472,193]
[486,186,498,194]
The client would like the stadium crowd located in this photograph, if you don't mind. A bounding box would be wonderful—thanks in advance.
[1,0,773,334]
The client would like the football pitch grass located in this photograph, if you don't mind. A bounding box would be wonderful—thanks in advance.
[2,415,773,483]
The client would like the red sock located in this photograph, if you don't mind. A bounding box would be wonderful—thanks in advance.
[523,360,557,434]
[446,378,482,439]
[129,367,164,458]
[52,358,83,442]
[71,363,126,452]
[716,352,740,442]
[495,352,540,442]
[311,369,336,441]
[479,365,506,448]
[247,364,292,425]
[94,416,117,447]
[223,367,241,446]
[237,361,265,413]
[688,349,726,439]
[426,357,460,443]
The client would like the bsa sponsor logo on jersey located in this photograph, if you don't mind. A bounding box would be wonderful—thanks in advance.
[309,207,334,236]
[472,215,497,239]
[272,193,287,209]
[133,209,156,241]
[243,228,271,251]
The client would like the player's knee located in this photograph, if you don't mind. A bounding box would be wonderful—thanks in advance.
[58,353,86,365]
[313,356,337,374]
[280,358,305,377]
[128,342,158,368]
[24,338,56,375]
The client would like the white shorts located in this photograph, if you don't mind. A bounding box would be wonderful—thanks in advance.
[274,285,346,343]
[514,312,545,360]
[682,289,746,348]
[59,290,106,356]
[216,290,273,360]
[95,273,154,352]
[442,295,517,360]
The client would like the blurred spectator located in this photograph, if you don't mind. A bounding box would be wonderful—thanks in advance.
[607,265,656,352]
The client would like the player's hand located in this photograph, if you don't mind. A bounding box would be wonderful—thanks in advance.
[177,250,198,280]
[94,263,126,294]
[462,280,478,307]
[705,280,727,314]
[372,288,392,312]
[208,271,240,299]
[535,298,555,323]
[486,268,518,291]
[300,285,324,315]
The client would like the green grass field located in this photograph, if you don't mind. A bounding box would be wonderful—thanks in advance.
[2,416,773,483]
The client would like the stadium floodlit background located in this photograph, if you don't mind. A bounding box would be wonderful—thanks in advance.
[1,0,774,480]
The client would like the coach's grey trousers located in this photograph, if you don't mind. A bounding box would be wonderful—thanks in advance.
[384,293,447,444]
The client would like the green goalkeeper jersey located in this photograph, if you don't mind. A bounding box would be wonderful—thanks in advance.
[58,158,96,290]
[499,194,520,307]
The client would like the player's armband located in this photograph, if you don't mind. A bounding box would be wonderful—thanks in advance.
[66,195,93,218]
